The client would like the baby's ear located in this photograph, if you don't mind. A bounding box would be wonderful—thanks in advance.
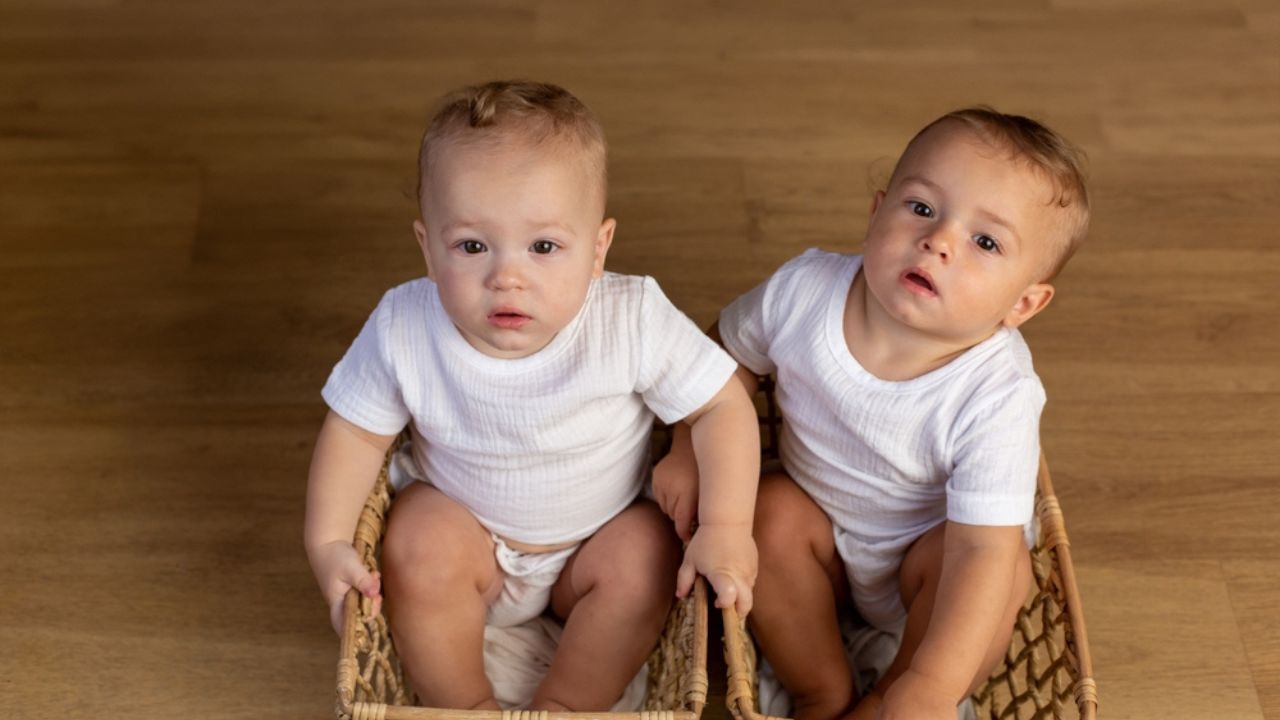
[593,218,616,278]
[1003,282,1055,329]
[869,189,886,217]
[413,220,432,274]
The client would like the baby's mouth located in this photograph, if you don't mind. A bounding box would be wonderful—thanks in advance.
[901,269,937,296]
[488,308,531,329]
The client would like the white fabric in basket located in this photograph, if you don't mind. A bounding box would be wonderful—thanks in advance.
[485,616,647,711]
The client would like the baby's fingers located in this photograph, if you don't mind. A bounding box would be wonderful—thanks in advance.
[357,570,382,599]
[329,590,352,634]
[675,552,698,599]
[708,571,753,617]
[360,570,383,617]
[672,496,695,543]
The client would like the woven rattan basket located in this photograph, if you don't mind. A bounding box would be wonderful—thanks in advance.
[723,381,1098,720]
[334,444,709,720]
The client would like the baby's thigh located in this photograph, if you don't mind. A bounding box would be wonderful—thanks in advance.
[755,473,844,588]
[549,500,680,616]
[383,482,500,597]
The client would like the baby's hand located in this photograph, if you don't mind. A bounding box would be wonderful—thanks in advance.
[309,539,382,634]
[652,444,700,542]
[676,523,757,617]
[876,669,956,720]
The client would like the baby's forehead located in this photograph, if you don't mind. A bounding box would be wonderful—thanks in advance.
[900,134,1052,205]
[428,131,603,188]
[421,132,608,217]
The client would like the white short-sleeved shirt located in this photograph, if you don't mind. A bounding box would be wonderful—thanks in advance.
[323,273,737,545]
[719,249,1045,545]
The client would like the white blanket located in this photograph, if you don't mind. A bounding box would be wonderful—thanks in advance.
[484,617,648,710]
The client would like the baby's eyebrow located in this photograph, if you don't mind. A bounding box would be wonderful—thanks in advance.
[440,220,483,234]
[900,175,943,194]
[527,221,577,237]
[975,208,1016,235]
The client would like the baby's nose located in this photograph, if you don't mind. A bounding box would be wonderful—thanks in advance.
[487,258,526,290]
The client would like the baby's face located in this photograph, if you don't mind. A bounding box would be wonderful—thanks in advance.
[861,123,1065,345]
[415,137,613,359]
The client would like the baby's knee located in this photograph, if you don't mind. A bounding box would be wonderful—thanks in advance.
[755,474,829,560]
[1009,546,1033,610]
[587,511,679,604]
[898,522,947,598]
[615,524,681,589]
[384,515,491,595]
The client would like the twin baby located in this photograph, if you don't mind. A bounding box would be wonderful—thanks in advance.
[304,80,1089,720]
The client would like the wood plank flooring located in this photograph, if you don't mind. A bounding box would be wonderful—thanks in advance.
[1,2,1277,718]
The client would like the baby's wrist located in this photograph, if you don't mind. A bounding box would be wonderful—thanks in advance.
[305,537,345,554]
[694,519,752,531]
[899,665,966,704]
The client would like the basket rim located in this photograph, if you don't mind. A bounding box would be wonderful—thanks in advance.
[722,450,1098,720]
[335,448,712,720]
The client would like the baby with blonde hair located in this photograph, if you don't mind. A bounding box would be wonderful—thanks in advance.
[306,80,759,711]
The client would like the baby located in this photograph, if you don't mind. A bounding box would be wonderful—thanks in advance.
[657,108,1089,720]
[304,80,759,712]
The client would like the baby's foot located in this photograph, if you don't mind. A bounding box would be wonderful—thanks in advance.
[528,697,572,713]
[844,693,882,720]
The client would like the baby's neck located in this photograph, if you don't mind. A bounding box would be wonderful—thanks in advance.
[843,270,995,382]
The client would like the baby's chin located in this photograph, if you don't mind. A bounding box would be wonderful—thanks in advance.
[468,332,559,360]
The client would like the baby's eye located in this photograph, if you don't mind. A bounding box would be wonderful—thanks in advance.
[974,235,1001,253]
[907,201,934,218]
[530,240,558,255]
[459,240,486,254]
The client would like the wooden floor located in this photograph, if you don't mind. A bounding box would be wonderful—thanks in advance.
[2,2,1278,718]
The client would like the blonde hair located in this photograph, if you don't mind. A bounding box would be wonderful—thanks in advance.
[417,80,607,206]
[898,107,1090,280]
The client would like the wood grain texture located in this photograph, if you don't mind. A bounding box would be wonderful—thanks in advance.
[1,1,1277,718]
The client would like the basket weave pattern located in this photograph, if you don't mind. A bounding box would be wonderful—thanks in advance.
[334,444,709,720]
[969,484,1098,719]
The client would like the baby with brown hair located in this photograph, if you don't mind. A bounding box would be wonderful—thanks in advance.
[657,107,1089,720]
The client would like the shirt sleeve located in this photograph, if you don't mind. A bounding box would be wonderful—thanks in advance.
[946,378,1046,527]
[634,277,739,424]
[717,273,776,375]
[320,291,412,435]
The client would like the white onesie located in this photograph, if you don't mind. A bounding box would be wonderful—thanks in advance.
[719,249,1043,630]
[322,272,738,548]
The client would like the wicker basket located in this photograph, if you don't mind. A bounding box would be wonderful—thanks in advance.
[723,381,1099,720]
[333,444,710,720]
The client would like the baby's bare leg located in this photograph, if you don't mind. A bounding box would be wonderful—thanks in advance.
[847,522,1032,719]
[382,483,503,710]
[530,500,681,711]
[750,473,855,720]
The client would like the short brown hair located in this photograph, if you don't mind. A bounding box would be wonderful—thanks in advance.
[898,107,1090,280]
[417,80,607,207]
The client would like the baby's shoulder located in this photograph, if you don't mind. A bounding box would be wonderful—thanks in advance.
[358,278,443,346]
[749,247,857,306]
[594,270,648,295]
[984,329,1040,384]
[776,247,857,281]
[592,271,691,316]
[375,277,436,316]
[949,329,1045,409]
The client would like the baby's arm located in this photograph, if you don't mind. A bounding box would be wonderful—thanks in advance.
[671,369,761,617]
[304,410,398,633]
[653,363,759,542]
[880,522,1025,719]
